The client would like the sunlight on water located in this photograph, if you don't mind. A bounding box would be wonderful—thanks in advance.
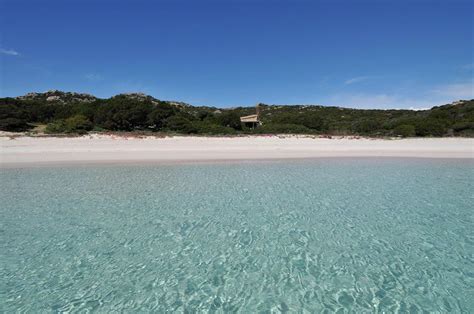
[1,159,473,312]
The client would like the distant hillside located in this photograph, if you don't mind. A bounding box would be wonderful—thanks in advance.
[1,90,473,137]
[17,90,98,104]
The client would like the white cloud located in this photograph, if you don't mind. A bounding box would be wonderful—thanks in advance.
[432,82,474,99]
[0,48,20,56]
[84,73,103,81]
[408,106,431,111]
[320,80,474,109]
[344,76,373,85]
[322,92,458,110]
[323,93,436,109]
[111,80,156,95]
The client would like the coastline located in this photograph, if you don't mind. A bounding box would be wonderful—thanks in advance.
[1,135,473,168]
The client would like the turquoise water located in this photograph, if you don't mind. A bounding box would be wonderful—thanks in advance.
[1,159,473,312]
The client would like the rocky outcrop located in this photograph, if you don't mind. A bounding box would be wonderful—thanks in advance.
[17,90,97,104]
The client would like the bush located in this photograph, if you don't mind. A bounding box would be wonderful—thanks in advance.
[164,115,198,134]
[271,112,326,131]
[452,122,474,132]
[254,123,313,134]
[147,104,176,130]
[353,119,382,134]
[45,115,93,134]
[415,119,447,137]
[394,124,416,137]
[193,122,236,135]
[65,115,93,134]
[0,118,30,131]
[216,112,242,130]
[45,121,67,134]
[0,104,30,131]
[94,100,153,130]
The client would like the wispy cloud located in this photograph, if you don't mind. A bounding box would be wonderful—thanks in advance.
[324,93,434,109]
[321,80,474,109]
[84,73,104,81]
[460,63,474,70]
[111,80,157,95]
[344,76,373,85]
[0,48,20,56]
[432,82,474,99]
[408,106,431,111]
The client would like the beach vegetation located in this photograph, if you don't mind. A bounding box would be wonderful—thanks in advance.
[45,120,67,134]
[393,124,416,137]
[1,91,473,137]
[65,115,94,134]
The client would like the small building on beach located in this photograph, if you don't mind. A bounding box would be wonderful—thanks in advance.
[240,105,262,129]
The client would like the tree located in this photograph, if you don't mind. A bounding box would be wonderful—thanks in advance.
[216,112,242,130]
[394,124,416,137]
[94,100,153,130]
[164,115,198,134]
[147,103,176,130]
[415,119,447,137]
[45,121,67,134]
[353,119,382,134]
[65,115,93,133]
[0,104,30,131]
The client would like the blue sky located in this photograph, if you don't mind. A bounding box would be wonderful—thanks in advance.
[1,0,473,109]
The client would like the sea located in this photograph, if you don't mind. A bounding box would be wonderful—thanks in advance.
[1,158,473,312]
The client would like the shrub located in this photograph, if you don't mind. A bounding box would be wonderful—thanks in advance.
[394,124,416,137]
[45,120,67,134]
[0,104,30,131]
[164,115,198,134]
[352,119,382,134]
[452,122,474,132]
[147,104,176,130]
[254,123,313,134]
[45,115,93,134]
[216,112,242,130]
[94,100,153,130]
[415,119,447,137]
[65,115,93,133]
[193,122,236,135]
[0,118,30,131]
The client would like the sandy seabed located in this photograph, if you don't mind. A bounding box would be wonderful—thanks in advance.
[0,134,473,167]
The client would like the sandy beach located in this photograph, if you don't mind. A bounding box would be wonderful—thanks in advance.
[0,135,472,167]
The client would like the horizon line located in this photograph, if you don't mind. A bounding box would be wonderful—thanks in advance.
[2,89,471,111]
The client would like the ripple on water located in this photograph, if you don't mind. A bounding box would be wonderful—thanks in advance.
[1,159,473,312]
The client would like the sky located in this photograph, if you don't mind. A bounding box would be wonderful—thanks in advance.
[1,0,473,109]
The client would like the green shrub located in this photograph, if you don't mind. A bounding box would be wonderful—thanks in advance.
[254,123,313,134]
[0,118,30,131]
[147,103,176,130]
[452,122,474,132]
[352,119,382,134]
[216,112,242,130]
[65,115,93,134]
[45,115,93,134]
[415,119,447,137]
[394,124,416,137]
[0,104,30,131]
[193,122,236,135]
[45,120,67,134]
[164,115,198,134]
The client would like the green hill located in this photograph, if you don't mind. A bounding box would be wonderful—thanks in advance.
[1,91,473,137]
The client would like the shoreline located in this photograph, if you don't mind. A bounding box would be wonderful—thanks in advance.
[1,135,473,168]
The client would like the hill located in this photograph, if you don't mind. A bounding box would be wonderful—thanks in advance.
[1,91,473,137]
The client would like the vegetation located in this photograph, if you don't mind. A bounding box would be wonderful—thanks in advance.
[45,115,93,134]
[393,124,416,138]
[1,91,473,137]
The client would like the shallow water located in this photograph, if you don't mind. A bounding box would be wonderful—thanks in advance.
[1,159,473,312]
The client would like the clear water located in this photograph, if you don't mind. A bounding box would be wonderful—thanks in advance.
[1,159,473,312]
